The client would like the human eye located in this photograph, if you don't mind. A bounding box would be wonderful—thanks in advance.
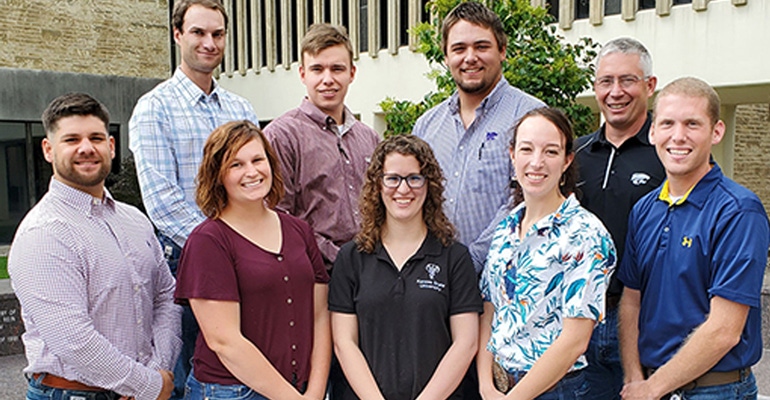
[595,77,613,88]
[382,175,400,187]
[229,161,241,168]
[407,174,426,187]
[620,76,639,87]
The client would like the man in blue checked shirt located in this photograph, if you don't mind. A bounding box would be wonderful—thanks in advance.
[412,2,543,274]
[129,0,258,397]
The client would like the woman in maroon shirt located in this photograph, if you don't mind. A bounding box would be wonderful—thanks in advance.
[175,120,330,400]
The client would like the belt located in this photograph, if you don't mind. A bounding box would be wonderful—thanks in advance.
[503,368,582,393]
[32,373,107,392]
[643,367,751,391]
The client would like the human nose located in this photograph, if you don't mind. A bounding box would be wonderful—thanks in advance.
[463,48,478,64]
[396,178,412,193]
[201,33,215,50]
[77,139,96,154]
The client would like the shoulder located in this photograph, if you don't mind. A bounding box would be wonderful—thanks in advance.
[501,84,544,108]
[277,211,313,235]
[575,129,599,153]
[263,108,306,137]
[114,201,155,230]
[713,176,766,214]
[350,120,379,140]
[414,98,452,130]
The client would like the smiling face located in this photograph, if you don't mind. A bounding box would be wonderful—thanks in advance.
[222,138,273,207]
[445,20,506,99]
[510,115,574,203]
[43,115,114,198]
[650,93,724,194]
[594,52,656,137]
[174,4,226,78]
[300,44,355,124]
[380,153,427,225]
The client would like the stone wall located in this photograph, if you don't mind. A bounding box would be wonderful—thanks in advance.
[0,0,169,79]
[734,104,770,210]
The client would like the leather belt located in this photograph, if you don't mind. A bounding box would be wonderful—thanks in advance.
[643,367,750,391]
[32,373,107,392]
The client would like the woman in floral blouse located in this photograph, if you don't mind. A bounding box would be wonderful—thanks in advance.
[477,107,616,400]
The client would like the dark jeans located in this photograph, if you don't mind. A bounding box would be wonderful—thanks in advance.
[668,370,756,400]
[26,374,120,400]
[536,370,589,400]
[583,306,623,399]
[159,234,200,400]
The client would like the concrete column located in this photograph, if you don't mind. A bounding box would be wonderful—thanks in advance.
[713,104,736,178]
[251,0,263,74]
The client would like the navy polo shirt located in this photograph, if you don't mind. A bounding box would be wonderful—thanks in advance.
[329,234,483,400]
[618,164,770,371]
[575,113,665,297]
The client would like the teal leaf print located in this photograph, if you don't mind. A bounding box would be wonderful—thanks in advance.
[565,279,586,302]
[544,272,563,297]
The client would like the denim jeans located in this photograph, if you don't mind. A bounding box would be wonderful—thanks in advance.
[536,369,589,400]
[670,370,757,400]
[159,233,199,400]
[184,373,269,400]
[583,306,623,399]
[26,374,120,400]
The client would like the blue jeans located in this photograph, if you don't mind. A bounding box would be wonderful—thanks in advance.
[159,234,199,400]
[536,370,589,400]
[26,374,120,400]
[583,306,623,399]
[670,370,757,400]
[184,373,268,400]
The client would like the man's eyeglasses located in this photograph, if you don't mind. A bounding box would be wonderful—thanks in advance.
[594,74,646,90]
[382,174,427,189]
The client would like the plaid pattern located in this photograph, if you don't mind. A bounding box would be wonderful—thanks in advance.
[9,179,182,400]
[129,68,258,247]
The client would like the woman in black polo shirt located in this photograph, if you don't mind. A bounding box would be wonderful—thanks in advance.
[329,135,483,399]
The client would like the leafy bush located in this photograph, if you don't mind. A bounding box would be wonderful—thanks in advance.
[380,0,599,137]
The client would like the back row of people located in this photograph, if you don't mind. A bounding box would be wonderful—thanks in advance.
[8,0,769,400]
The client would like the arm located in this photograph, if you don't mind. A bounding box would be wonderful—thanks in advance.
[304,284,332,399]
[505,318,595,400]
[620,296,749,400]
[470,202,510,273]
[146,253,183,372]
[331,312,386,400]
[618,288,644,384]
[189,299,305,400]
[417,312,479,400]
[477,302,506,400]
[129,98,204,247]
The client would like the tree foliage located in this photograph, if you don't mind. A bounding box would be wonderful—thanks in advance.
[380,0,600,138]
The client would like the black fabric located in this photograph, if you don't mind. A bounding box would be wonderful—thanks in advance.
[329,234,483,400]
[575,113,665,298]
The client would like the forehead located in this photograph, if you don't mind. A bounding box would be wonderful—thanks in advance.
[182,4,225,30]
[516,116,564,145]
[383,152,420,170]
[303,44,351,66]
[53,115,107,136]
[596,52,643,76]
[447,20,498,45]
[655,94,709,120]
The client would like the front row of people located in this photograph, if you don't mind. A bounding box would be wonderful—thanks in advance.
[10,75,769,400]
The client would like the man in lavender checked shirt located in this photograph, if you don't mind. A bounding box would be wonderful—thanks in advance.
[9,93,181,400]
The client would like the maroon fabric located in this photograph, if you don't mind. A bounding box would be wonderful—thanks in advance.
[175,212,329,386]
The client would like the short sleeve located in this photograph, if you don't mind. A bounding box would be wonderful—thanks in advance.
[328,241,359,314]
[296,214,330,284]
[447,243,483,315]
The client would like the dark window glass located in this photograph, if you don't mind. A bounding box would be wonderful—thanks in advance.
[575,0,589,19]
[606,0,621,15]
[360,0,369,53]
[639,0,655,9]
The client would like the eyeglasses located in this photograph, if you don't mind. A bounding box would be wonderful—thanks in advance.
[382,174,427,189]
[594,74,646,90]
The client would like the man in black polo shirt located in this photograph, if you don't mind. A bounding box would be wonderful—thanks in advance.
[575,37,665,399]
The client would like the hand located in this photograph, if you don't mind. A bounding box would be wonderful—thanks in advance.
[480,385,506,400]
[155,370,175,400]
[620,380,660,400]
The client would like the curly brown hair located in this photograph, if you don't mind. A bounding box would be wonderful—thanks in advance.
[355,135,455,253]
[196,120,284,219]
[509,107,579,206]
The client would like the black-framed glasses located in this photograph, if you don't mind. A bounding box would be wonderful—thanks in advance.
[594,74,646,90]
[382,174,427,189]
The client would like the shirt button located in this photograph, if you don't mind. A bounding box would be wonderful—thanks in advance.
[137,318,142,325]
[289,320,295,327]
[292,344,297,350]
[277,255,283,261]
[134,285,140,292]
[459,145,464,151]
[291,360,297,366]
[287,298,293,304]
[449,198,455,203]
[664,227,670,232]
[454,172,460,177]
[284,276,289,282]
[348,185,353,190]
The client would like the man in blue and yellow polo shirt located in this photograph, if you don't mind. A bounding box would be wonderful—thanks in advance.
[617,77,769,400]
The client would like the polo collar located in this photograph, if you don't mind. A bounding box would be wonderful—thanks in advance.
[594,112,653,150]
[374,232,443,264]
[658,163,722,209]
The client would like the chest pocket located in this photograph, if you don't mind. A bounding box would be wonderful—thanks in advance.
[473,138,510,195]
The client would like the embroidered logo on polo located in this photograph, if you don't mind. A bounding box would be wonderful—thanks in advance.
[630,172,651,186]
[681,236,693,248]
[417,263,446,292]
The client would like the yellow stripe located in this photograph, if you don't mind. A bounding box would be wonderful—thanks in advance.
[658,180,695,206]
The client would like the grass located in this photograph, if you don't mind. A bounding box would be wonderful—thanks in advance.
[0,256,7,279]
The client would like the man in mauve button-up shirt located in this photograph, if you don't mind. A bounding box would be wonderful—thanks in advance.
[9,93,181,400]
[265,23,379,270]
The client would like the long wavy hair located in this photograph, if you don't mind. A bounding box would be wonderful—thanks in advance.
[509,107,579,207]
[355,135,455,253]
[196,120,285,219]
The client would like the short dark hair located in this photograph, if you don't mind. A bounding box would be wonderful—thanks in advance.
[196,120,284,219]
[172,0,228,32]
[300,23,353,65]
[42,92,110,138]
[509,107,578,206]
[441,1,507,55]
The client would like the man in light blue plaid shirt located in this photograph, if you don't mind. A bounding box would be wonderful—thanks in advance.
[129,0,258,397]
[413,2,543,274]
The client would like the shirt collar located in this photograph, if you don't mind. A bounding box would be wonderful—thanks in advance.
[448,76,508,115]
[299,98,357,135]
[47,178,116,215]
[658,163,722,209]
[595,112,653,149]
[373,232,443,264]
[510,193,581,236]
[173,68,221,107]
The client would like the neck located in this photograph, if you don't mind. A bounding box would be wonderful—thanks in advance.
[666,164,712,197]
[604,115,647,148]
[381,218,428,245]
[180,65,214,94]
[522,190,565,224]
[221,199,270,222]
[457,74,501,120]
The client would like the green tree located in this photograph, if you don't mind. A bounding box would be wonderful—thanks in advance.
[380,0,599,138]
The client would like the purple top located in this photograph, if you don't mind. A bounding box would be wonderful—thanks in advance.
[264,98,379,267]
[175,212,329,387]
